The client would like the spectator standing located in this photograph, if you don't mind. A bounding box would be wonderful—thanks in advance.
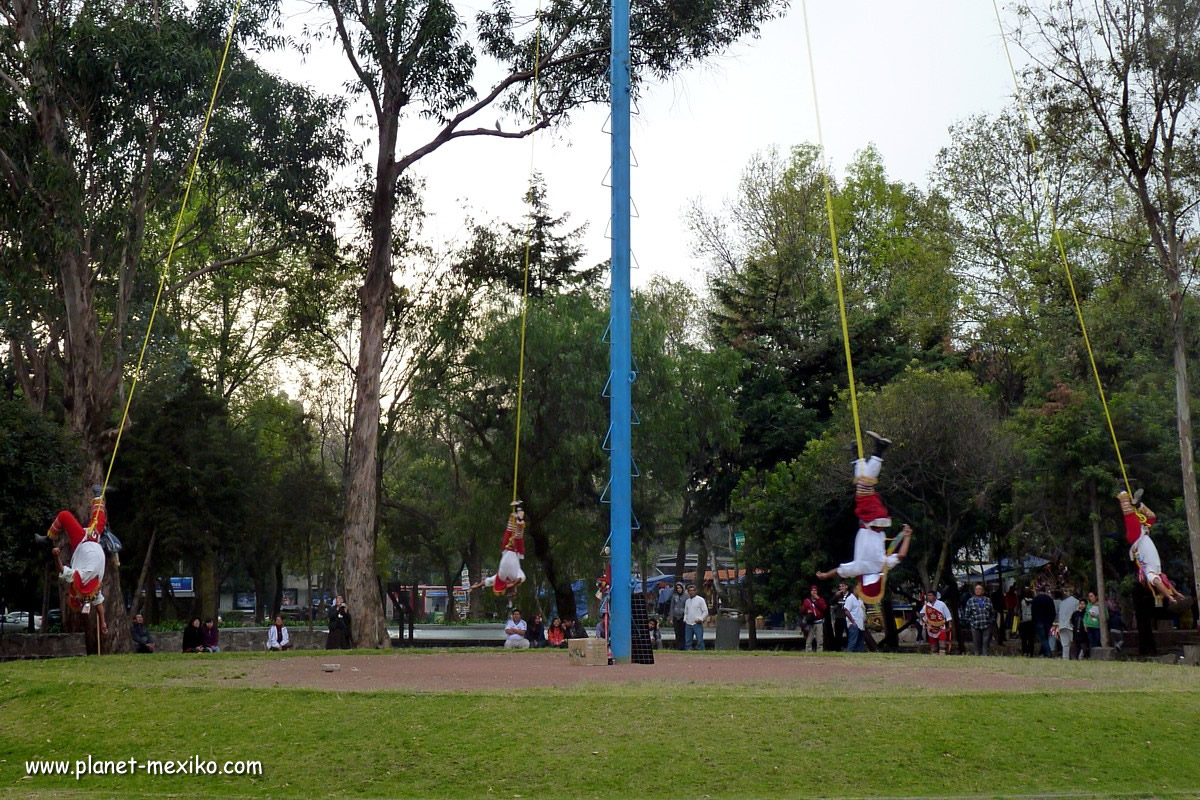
[1004,586,1019,638]
[683,584,709,651]
[991,586,1007,643]
[667,582,687,651]
[547,617,566,648]
[1107,596,1125,652]
[326,596,352,650]
[657,581,673,618]
[182,617,205,653]
[525,613,547,648]
[1083,592,1102,649]
[201,618,220,653]
[504,609,530,649]
[801,585,828,653]
[1057,588,1078,659]
[1032,586,1056,657]
[831,582,849,651]
[962,583,996,656]
[1070,599,1091,659]
[266,615,292,651]
[130,613,156,653]
[844,589,867,652]
[1018,588,1036,656]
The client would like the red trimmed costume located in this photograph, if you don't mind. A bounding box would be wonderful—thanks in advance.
[479,505,526,595]
[1118,491,1184,605]
[45,496,108,613]
[920,596,952,655]
[840,456,899,602]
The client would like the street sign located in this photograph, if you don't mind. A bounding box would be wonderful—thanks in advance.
[734,531,745,552]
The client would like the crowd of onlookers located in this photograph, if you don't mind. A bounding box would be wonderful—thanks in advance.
[129,595,357,654]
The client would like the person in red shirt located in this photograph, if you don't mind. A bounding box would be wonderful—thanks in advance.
[801,585,828,652]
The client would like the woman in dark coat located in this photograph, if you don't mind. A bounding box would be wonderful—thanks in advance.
[326,596,353,649]
[181,617,205,653]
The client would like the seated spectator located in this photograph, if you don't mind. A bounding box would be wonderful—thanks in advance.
[525,613,547,648]
[266,615,292,651]
[202,618,220,653]
[564,618,587,639]
[546,617,566,648]
[647,617,662,649]
[130,613,156,653]
[181,617,205,653]
[504,610,530,649]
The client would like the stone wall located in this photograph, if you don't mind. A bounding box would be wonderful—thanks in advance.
[0,627,328,659]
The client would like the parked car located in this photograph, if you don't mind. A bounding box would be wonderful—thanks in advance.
[2,611,44,629]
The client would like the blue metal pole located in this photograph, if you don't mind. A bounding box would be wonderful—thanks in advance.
[609,0,632,664]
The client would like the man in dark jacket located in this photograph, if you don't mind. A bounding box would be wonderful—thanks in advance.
[130,613,155,653]
[1031,585,1056,657]
[667,582,688,651]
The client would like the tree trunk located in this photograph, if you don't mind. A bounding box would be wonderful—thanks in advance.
[342,106,399,650]
[465,539,482,618]
[443,563,459,623]
[130,527,157,620]
[272,561,284,618]
[1088,482,1110,648]
[673,525,688,579]
[196,550,218,621]
[1168,285,1200,597]
[252,573,266,624]
[524,510,576,622]
[695,533,708,590]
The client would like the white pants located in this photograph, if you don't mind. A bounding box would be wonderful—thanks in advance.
[1058,629,1072,659]
[497,549,525,584]
[504,638,530,649]
[836,527,896,580]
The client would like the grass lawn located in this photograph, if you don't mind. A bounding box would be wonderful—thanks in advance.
[1,650,1198,799]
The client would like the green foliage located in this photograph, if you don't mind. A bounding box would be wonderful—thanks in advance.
[737,369,1016,611]
[0,395,84,611]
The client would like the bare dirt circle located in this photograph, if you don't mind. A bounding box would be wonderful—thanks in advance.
[246,650,1094,693]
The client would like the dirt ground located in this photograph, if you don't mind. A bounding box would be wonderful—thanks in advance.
[246,650,1095,693]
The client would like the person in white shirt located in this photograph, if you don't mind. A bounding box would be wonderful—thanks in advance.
[1057,589,1077,660]
[504,609,530,649]
[683,584,709,651]
[919,590,952,655]
[266,615,291,651]
[844,590,867,652]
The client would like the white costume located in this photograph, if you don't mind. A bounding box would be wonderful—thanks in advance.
[836,456,900,583]
[1130,533,1162,586]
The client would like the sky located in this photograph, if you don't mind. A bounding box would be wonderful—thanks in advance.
[258,1,1028,292]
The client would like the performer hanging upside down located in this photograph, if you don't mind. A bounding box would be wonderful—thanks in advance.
[816,432,912,602]
[471,501,526,596]
[1118,489,1188,607]
[36,491,109,634]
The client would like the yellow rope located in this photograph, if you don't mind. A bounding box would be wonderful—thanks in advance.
[511,5,544,503]
[991,0,1136,503]
[99,1,244,501]
[801,0,863,460]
